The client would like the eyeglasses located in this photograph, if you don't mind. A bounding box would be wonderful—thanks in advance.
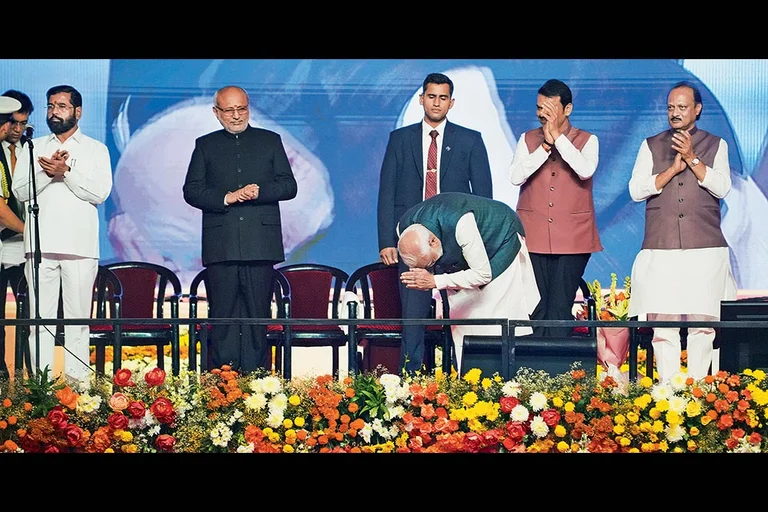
[46,103,75,113]
[214,105,249,118]
[10,120,28,128]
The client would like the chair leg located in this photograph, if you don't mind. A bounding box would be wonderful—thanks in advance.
[156,344,165,370]
[332,347,339,378]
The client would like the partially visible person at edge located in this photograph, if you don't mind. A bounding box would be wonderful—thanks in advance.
[12,85,113,386]
[377,72,492,374]
[0,94,24,379]
[183,85,298,375]
[396,192,540,372]
[509,78,601,338]
[628,80,737,383]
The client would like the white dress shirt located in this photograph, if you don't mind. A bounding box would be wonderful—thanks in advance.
[12,128,112,258]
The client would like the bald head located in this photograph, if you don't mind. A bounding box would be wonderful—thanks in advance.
[398,224,442,269]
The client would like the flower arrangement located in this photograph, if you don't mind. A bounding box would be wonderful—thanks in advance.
[583,273,631,321]
[2,363,767,454]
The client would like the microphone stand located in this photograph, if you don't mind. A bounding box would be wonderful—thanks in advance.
[24,134,42,378]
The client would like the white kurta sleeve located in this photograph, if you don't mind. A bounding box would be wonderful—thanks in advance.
[433,212,492,290]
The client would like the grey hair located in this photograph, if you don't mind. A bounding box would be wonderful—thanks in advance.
[398,224,432,268]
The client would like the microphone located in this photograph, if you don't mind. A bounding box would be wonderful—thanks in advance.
[20,123,34,145]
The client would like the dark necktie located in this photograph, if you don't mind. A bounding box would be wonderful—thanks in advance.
[425,129,438,199]
[8,143,16,172]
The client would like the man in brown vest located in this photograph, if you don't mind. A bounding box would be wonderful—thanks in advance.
[628,81,737,383]
[509,79,602,338]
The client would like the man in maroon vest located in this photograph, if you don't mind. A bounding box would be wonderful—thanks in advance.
[509,79,602,338]
[628,81,737,383]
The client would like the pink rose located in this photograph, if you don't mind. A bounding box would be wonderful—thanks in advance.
[47,406,68,429]
[63,424,85,447]
[109,392,130,411]
[541,408,561,427]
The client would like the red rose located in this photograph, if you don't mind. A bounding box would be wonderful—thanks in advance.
[150,397,176,425]
[113,368,134,387]
[499,395,520,414]
[44,445,60,453]
[541,408,561,427]
[47,406,68,429]
[108,412,129,430]
[505,421,527,442]
[63,424,85,447]
[155,434,176,452]
[127,401,146,419]
[144,367,166,387]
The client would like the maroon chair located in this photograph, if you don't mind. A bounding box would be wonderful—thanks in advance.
[344,262,448,375]
[105,261,182,375]
[187,268,290,373]
[276,263,349,378]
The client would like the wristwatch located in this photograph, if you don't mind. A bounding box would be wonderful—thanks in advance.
[689,157,700,167]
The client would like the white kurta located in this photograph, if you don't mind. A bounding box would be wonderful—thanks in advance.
[432,213,540,368]
[627,138,737,319]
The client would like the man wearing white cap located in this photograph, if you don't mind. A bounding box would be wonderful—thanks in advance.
[0,95,22,379]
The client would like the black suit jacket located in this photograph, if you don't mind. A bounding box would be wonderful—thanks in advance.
[377,120,493,251]
[183,125,298,266]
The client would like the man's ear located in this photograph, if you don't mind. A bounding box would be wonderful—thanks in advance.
[564,103,573,116]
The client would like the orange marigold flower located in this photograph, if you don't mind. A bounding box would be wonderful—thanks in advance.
[343,376,353,386]
[718,383,730,394]
[345,387,355,398]
[3,440,18,452]
[220,364,232,371]
[318,435,329,445]
[334,432,344,442]
[704,374,715,384]
[347,402,359,413]
[706,409,718,420]
[8,416,17,425]
[685,377,694,386]
[210,368,222,374]
[0,420,6,429]
[692,387,704,398]
[340,414,350,424]
[296,430,308,441]
[705,393,717,403]
[16,429,26,437]
[2,398,11,408]
[349,446,362,453]
[23,402,32,412]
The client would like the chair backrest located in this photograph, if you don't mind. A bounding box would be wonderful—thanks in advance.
[188,267,291,321]
[345,262,401,319]
[105,261,182,319]
[277,264,348,320]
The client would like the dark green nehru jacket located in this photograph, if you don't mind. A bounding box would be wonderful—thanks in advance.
[398,192,525,281]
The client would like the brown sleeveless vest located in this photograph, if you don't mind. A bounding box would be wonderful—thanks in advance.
[642,127,727,249]
[516,126,602,254]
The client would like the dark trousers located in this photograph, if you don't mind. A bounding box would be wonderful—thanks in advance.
[206,262,273,374]
[530,253,590,338]
[398,259,433,373]
[0,264,24,378]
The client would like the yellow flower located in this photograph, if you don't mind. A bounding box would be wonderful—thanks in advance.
[685,400,702,417]
[283,418,293,429]
[613,424,626,435]
[288,395,301,406]
[481,378,492,390]
[689,426,699,436]
[294,416,306,428]
[463,368,482,385]
[564,402,575,412]
[640,376,653,388]
[121,431,133,442]
[463,391,478,407]
[614,414,627,425]
[282,444,294,453]
[557,441,569,452]
[554,425,566,437]
[552,396,564,408]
